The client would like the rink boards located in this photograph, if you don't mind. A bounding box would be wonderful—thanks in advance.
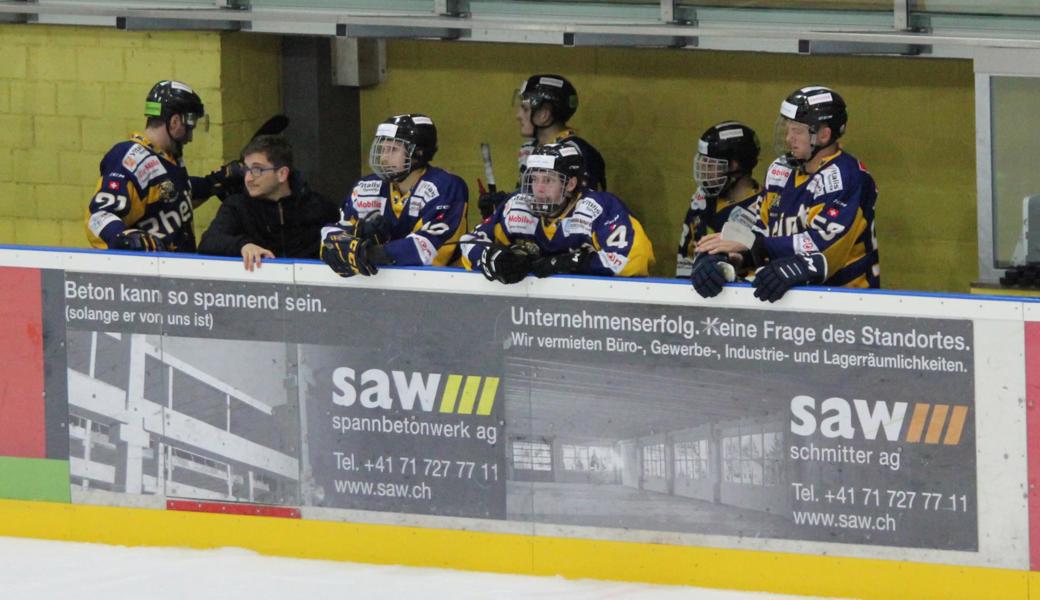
[0,246,1038,599]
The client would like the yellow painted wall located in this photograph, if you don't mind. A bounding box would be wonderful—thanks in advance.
[360,41,976,292]
[0,25,281,246]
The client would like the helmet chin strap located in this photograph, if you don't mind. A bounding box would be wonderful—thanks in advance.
[165,118,186,159]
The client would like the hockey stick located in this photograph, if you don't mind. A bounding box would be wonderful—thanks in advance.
[252,114,289,140]
[480,142,497,194]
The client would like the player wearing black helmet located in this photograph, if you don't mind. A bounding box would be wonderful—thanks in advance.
[676,121,762,279]
[321,114,468,277]
[477,74,606,218]
[86,80,224,253]
[461,143,653,284]
[695,86,879,302]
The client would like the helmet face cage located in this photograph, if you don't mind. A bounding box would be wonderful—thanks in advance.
[369,130,415,182]
[693,153,731,198]
[520,167,570,218]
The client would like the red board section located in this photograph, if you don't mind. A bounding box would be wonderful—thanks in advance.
[1028,322,1040,570]
[0,267,45,458]
[166,499,301,519]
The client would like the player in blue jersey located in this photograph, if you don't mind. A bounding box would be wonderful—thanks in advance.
[693,86,879,302]
[477,74,606,218]
[86,80,230,253]
[320,114,469,277]
[461,143,653,283]
[676,121,762,278]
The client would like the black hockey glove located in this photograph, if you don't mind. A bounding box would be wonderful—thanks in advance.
[355,211,389,244]
[321,232,380,277]
[752,253,827,303]
[478,191,511,219]
[690,253,735,298]
[479,243,533,284]
[110,229,166,252]
[204,160,245,200]
[530,248,594,278]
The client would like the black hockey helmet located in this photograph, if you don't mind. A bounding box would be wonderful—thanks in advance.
[693,121,760,198]
[518,74,579,124]
[774,86,847,165]
[520,142,585,217]
[368,114,438,181]
[145,80,205,128]
[780,85,847,139]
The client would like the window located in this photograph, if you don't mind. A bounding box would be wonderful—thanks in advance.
[674,439,709,480]
[723,428,783,486]
[512,439,552,471]
[562,444,614,472]
[642,443,665,478]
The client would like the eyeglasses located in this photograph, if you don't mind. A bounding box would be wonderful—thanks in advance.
[244,164,280,177]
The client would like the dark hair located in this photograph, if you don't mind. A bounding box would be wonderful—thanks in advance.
[146,116,165,129]
[241,135,294,170]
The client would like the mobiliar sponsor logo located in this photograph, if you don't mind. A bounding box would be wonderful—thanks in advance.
[331,367,499,416]
[789,395,969,445]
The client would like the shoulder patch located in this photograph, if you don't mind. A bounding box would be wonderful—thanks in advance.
[574,197,604,220]
[121,144,151,172]
[133,155,167,188]
[561,216,593,238]
[353,196,386,217]
[414,180,440,202]
[354,180,383,196]
[765,161,793,189]
[502,204,538,235]
[821,164,843,194]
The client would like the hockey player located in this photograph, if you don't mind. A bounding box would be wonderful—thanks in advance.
[85,80,230,253]
[693,86,879,302]
[462,143,654,283]
[477,74,606,218]
[676,121,762,278]
[321,114,468,277]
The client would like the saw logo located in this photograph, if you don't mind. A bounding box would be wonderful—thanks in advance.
[332,367,499,416]
[790,395,968,445]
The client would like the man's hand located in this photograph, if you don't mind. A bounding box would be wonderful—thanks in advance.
[530,248,593,278]
[752,253,827,303]
[694,232,749,256]
[241,243,275,272]
[321,232,378,277]
[110,229,166,252]
[355,211,388,244]
[478,191,510,219]
[205,160,244,200]
[690,253,735,298]
[479,243,532,284]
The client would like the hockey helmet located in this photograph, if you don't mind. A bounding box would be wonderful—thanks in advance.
[517,74,579,124]
[519,143,585,217]
[774,86,847,164]
[145,80,205,130]
[693,121,760,198]
[368,114,439,182]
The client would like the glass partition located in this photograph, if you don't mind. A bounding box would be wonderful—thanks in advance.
[989,75,1040,268]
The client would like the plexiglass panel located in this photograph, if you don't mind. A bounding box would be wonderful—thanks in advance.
[989,76,1040,267]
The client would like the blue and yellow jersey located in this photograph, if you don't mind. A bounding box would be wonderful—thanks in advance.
[460,189,654,277]
[85,133,203,252]
[757,151,879,288]
[334,167,468,267]
[675,185,761,278]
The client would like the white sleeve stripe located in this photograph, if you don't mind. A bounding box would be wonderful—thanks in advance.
[88,211,122,237]
[409,233,437,265]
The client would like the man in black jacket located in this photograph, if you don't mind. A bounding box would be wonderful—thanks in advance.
[199,135,339,271]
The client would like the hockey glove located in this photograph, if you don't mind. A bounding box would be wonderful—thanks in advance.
[321,232,379,277]
[690,253,735,298]
[752,253,827,303]
[530,248,594,278]
[479,243,533,284]
[204,160,245,200]
[355,211,389,244]
[110,229,166,252]
[477,191,511,219]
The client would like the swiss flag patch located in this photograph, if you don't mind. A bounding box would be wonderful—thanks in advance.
[107,181,120,191]
[827,207,839,218]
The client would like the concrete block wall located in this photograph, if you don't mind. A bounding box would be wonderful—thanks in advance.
[0,25,282,247]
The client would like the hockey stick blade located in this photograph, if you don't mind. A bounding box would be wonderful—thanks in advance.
[253,114,289,140]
